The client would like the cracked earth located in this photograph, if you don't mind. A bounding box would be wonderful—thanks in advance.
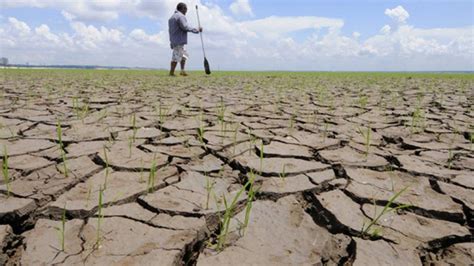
[0,70,473,265]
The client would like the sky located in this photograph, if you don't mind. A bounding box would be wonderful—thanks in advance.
[1,0,473,71]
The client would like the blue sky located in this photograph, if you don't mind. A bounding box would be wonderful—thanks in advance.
[1,0,473,70]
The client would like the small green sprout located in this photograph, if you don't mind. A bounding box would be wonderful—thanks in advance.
[2,145,11,197]
[103,146,110,189]
[131,113,137,142]
[56,120,68,177]
[55,203,67,251]
[242,170,257,235]
[361,186,411,237]
[205,173,215,210]
[147,158,157,193]
[259,140,264,175]
[96,186,104,248]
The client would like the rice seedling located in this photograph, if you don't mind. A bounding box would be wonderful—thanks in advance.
[56,120,68,177]
[2,145,11,198]
[278,164,287,182]
[103,146,110,189]
[247,129,253,155]
[217,96,226,132]
[156,104,169,130]
[55,203,67,251]
[358,94,368,108]
[361,186,411,237]
[357,125,371,157]
[79,101,89,123]
[147,157,157,193]
[72,96,80,119]
[410,105,425,134]
[205,173,215,210]
[131,113,137,142]
[96,185,104,249]
[259,140,264,175]
[242,170,257,235]
[447,141,454,169]
[216,184,247,251]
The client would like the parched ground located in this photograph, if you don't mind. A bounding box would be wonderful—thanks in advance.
[0,70,473,265]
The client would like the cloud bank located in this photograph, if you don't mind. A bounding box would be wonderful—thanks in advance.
[0,1,472,71]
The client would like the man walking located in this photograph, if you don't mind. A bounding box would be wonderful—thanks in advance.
[168,2,202,76]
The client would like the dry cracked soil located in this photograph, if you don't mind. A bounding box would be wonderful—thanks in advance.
[0,70,473,265]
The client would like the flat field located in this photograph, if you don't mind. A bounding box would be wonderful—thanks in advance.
[0,69,473,265]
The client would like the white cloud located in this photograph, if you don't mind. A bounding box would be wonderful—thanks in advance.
[1,4,473,71]
[385,5,409,24]
[35,24,60,44]
[129,29,165,45]
[380,25,391,35]
[240,16,344,39]
[7,17,31,36]
[230,0,254,17]
[71,22,123,49]
[1,0,181,22]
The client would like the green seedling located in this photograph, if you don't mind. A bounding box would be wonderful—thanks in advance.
[242,170,257,235]
[131,113,137,142]
[157,104,169,130]
[103,146,110,189]
[55,204,67,251]
[216,183,248,251]
[80,101,89,123]
[278,164,287,182]
[56,121,68,177]
[72,96,80,119]
[361,186,411,237]
[96,186,104,248]
[248,131,257,156]
[147,158,157,193]
[358,95,368,108]
[259,140,264,175]
[205,173,215,210]
[2,145,11,198]
[410,105,425,134]
[217,97,226,132]
[357,125,371,157]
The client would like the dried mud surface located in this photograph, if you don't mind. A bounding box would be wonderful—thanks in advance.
[0,70,473,265]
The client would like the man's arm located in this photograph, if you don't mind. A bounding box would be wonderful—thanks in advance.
[177,15,199,33]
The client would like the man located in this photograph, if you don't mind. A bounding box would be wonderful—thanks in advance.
[168,2,202,76]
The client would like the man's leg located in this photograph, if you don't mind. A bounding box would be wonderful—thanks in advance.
[180,47,189,76]
[169,61,177,76]
[180,59,188,76]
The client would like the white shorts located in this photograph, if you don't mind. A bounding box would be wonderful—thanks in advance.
[171,45,189,62]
